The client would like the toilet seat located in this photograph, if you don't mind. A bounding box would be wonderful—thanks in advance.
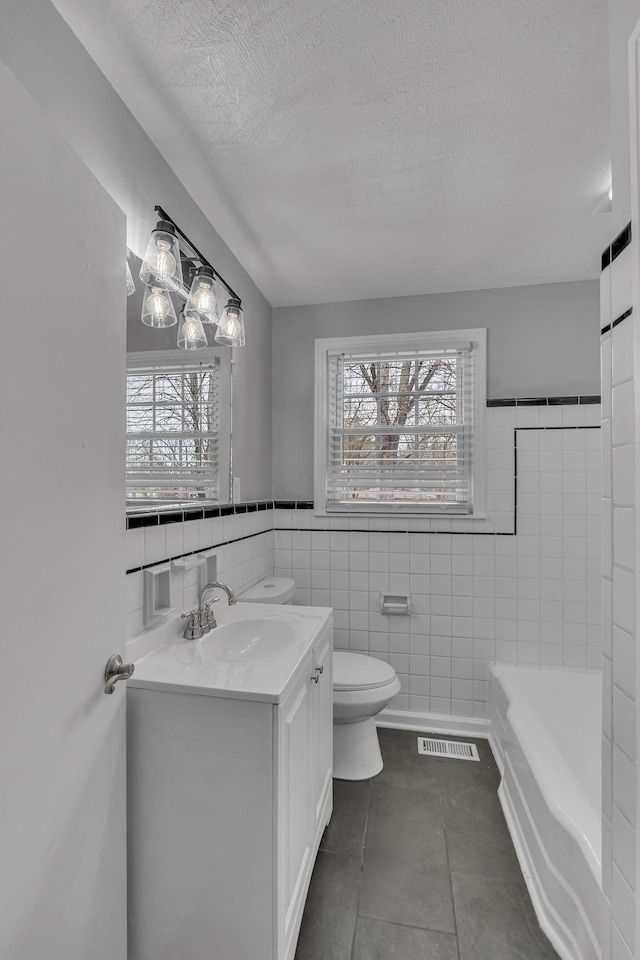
[333,652,396,692]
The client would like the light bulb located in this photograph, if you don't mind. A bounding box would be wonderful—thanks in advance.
[146,240,177,282]
[148,287,171,319]
[224,313,240,338]
[185,265,218,323]
[192,281,215,313]
[608,186,613,202]
[184,316,201,341]
[140,220,183,288]
[141,283,178,327]
[215,298,245,347]
[177,310,207,350]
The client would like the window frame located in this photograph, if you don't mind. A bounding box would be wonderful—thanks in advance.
[126,348,231,510]
[314,329,487,517]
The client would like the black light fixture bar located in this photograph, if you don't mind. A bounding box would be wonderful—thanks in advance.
[154,205,241,303]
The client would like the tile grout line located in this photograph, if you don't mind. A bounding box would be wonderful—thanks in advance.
[349,777,372,960]
[437,759,463,960]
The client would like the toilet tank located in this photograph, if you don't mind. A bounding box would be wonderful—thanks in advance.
[238,577,296,605]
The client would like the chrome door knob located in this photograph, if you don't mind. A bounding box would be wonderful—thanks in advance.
[104,654,135,695]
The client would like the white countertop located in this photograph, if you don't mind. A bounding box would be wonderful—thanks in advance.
[128,602,333,704]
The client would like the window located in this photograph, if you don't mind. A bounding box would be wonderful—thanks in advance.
[126,349,230,505]
[314,329,486,515]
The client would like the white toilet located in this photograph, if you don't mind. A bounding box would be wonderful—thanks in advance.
[332,652,401,780]
[239,577,401,781]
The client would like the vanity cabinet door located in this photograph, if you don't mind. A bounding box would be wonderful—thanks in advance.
[311,634,333,838]
[277,656,314,959]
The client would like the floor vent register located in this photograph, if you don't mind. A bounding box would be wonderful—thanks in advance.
[417,737,480,761]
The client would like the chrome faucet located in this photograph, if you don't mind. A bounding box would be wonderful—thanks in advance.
[181,581,237,638]
[198,581,237,632]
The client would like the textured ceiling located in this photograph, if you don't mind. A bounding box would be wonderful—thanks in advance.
[52,0,611,306]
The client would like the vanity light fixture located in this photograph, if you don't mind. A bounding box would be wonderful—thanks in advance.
[141,284,178,327]
[215,298,245,347]
[140,220,183,289]
[139,206,245,351]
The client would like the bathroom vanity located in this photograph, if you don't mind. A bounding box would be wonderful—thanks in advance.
[126,603,333,960]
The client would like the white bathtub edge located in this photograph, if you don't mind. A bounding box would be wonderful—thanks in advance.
[499,772,583,960]
[377,707,491,739]
[490,666,603,960]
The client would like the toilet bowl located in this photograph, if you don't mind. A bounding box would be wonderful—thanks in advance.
[332,652,401,780]
[239,577,401,781]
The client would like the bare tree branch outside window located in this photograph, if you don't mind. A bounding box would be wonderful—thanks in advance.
[335,356,462,504]
[126,366,219,501]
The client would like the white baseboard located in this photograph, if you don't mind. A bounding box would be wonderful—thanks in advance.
[377,707,491,739]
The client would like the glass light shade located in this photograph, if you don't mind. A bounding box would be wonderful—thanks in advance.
[178,311,208,350]
[185,265,218,323]
[139,220,183,289]
[126,255,136,297]
[141,284,178,327]
[215,298,245,347]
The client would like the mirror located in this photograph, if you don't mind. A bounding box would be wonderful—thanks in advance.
[126,250,232,513]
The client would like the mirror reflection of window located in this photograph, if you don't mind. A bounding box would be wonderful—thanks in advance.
[126,250,232,512]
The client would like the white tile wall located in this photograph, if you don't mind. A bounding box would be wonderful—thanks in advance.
[125,509,274,641]
[273,403,601,718]
[601,242,636,960]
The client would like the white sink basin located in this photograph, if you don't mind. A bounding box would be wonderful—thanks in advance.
[129,601,333,703]
[189,616,302,664]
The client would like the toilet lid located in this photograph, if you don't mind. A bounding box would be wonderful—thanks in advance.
[333,652,396,691]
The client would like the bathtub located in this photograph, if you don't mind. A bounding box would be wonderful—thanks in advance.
[489,665,603,960]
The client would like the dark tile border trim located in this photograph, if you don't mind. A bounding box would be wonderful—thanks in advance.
[487,395,600,407]
[602,221,632,270]
[126,528,271,575]
[274,500,315,509]
[273,527,514,536]
[602,307,633,336]
[126,500,275,529]
[613,308,633,329]
[611,222,632,262]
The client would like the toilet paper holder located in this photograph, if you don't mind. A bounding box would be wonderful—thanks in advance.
[380,593,410,615]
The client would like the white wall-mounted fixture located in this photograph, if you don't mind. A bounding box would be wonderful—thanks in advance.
[197,550,218,594]
[143,563,175,628]
[171,555,205,575]
[380,594,410,615]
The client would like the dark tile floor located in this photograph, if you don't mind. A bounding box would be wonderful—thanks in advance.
[295,728,560,960]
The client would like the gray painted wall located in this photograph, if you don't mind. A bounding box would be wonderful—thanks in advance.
[273,280,599,499]
[0,0,272,501]
[609,0,640,236]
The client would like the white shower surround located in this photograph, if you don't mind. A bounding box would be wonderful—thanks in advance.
[490,665,603,960]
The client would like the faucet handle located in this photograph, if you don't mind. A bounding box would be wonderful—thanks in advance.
[181,611,203,640]
[203,600,217,628]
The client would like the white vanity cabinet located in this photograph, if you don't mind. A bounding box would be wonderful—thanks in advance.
[127,607,333,960]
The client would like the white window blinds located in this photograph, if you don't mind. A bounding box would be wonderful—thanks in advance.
[126,358,221,502]
[324,344,476,513]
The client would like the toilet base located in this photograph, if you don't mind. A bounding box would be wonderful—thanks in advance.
[333,717,383,780]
